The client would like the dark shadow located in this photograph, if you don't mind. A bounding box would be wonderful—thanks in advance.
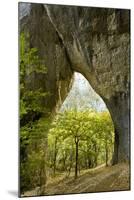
[8,190,18,197]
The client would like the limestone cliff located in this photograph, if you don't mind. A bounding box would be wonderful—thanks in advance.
[19,3,130,163]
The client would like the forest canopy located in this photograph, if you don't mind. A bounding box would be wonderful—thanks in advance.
[48,110,114,179]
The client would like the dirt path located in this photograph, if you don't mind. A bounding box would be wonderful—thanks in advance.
[23,163,130,197]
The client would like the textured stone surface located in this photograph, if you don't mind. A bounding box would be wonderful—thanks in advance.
[45,5,130,100]
[19,3,130,162]
[20,3,73,115]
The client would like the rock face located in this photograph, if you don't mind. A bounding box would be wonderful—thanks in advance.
[19,3,130,163]
[19,3,74,115]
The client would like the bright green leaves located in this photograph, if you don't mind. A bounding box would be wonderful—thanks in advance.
[20,32,48,120]
[20,117,51,192]
[48,109,114,148]
[48,109,114,174]
[20,31,50,192]
[20,32,47,76]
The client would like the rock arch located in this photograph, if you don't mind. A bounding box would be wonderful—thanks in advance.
[19,3,130,163]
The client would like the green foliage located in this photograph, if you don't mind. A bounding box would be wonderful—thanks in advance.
[20,32,50,193]
[20,118,51,192]
[48,110,114,177]
[20,32,48,120]
[20,32,47,76]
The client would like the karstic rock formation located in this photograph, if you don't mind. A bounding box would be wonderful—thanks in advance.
[19,3,130,163]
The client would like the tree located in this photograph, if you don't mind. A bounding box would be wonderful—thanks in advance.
[48,109,114,179]
[48,126,63,176]
[20,32,50,194]
[99,112,114,166]
[20,32,48,125]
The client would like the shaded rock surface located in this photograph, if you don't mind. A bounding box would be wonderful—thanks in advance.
[19,3,130,162]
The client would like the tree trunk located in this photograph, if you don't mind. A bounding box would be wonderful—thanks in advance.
[94,142,98,167]
[67,146,73,177]
[105,92,130,164]
[67,163,72,177]
[38,161,46,195]
[53,137,58,176]
[88,157,92,169]
[75,137,79,179]
[63,158,66,171]
[62,152,67,171]
[105,140,108,167]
